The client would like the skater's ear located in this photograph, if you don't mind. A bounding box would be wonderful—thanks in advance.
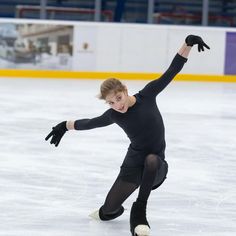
[124,86,128,95]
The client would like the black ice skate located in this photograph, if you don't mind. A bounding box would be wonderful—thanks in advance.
[89,205,124,221]
[130,201,150,236]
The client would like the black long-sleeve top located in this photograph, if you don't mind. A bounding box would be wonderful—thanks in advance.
[74,54,187,153]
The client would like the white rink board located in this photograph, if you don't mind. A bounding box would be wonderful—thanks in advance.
[0,18,235,75]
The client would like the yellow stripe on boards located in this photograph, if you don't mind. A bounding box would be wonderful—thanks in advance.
[177,74,236,83]
[0,69,236,82]
[0,70,162,80]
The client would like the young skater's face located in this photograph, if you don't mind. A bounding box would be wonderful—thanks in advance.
[105,90,129,113]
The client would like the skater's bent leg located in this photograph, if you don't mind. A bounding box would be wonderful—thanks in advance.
[130,154,161,235]
[102,177,138,214]
[137,154,161,202]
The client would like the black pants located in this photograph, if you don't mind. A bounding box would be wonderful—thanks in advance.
[118,151,168,190]
[101,146,168,214]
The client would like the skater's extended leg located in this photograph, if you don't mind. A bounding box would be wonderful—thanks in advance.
[100,177,138,220]
[89,176,138,221]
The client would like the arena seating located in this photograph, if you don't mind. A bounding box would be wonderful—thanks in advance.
[0,0,235,27]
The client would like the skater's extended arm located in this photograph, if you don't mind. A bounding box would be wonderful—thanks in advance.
[45,109,114,147]
[74,109,114,130]
[140,35,210,97]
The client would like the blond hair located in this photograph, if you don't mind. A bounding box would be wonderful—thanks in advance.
[98,78,126,100]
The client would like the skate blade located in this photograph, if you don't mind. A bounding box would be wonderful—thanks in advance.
[89,208,126,220]
[89,210,100,220]
[134,225,150,236]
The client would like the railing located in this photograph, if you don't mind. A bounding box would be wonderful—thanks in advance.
[153,12,234,27]
[15,5,113,21]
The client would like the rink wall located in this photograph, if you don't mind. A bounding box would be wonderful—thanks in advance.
[0,18,236,82]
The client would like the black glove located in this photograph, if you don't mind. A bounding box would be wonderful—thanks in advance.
[45,121,68,147]
[185,35,210,52]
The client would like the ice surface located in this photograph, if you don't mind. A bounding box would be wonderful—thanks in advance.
[0,78,235,236]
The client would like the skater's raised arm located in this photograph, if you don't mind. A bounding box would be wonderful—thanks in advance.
[45,109,114,147]
[140,35,210,98]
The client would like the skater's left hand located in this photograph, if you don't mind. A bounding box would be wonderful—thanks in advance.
[185,35,210,52]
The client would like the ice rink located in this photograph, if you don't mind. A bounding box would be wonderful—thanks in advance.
[0,77,235,236]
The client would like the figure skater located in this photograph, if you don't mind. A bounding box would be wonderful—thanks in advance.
[45,35,210,236]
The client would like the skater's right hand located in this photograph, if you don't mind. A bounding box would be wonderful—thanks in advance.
[45,121,68,147]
